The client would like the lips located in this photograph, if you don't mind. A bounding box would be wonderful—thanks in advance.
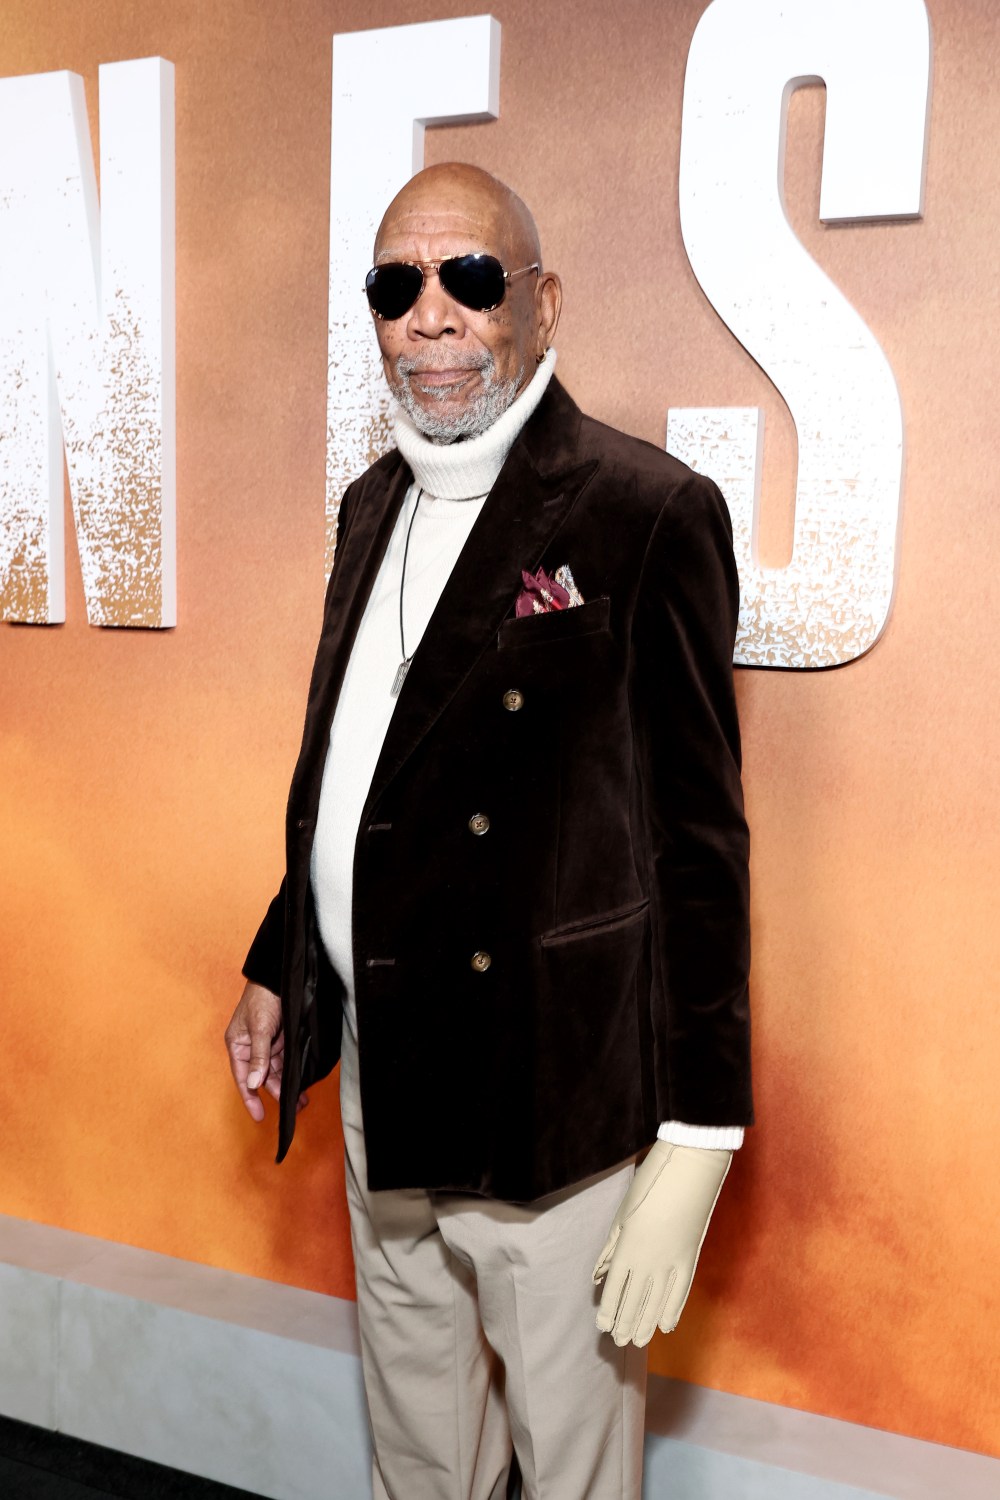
[409,366,480,391]
[397,352,491,383]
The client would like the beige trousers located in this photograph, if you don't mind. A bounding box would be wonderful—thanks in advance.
[340,1029,647,1500]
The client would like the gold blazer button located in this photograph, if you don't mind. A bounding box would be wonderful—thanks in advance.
[470,950,492,973]
[502,689,524,712]
[468,813,490,835]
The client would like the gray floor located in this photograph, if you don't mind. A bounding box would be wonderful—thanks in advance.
[3,1211,999,1500]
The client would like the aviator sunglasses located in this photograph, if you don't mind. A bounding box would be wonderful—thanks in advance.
[365,253,540,321]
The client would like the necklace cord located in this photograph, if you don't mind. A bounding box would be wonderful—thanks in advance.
[392,485,489,697]
[398,487,422,667]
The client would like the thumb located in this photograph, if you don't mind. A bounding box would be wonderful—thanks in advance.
[592,1223,621,1284]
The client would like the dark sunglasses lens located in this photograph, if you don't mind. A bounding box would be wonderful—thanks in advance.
[366,263,424,319]
[439,254,506,311]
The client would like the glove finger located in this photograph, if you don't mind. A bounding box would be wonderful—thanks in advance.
[596,1265,630,1333]
[592,1224,620,1284]
[633,1280,670,1347]
[613,1273,654,1347]
[657,1266,689,1334]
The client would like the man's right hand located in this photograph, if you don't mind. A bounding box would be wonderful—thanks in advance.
[224,980,308,1122]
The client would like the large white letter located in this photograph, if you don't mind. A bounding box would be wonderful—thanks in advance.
[0,58,175,627]
[326,16,500,577]
[669,0,931,668]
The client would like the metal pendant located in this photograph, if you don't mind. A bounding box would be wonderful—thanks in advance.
[390,658,411,697]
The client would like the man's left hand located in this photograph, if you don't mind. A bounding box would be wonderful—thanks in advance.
[593,1141,732,1347]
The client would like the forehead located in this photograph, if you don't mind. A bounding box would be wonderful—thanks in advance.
[375,200,510,264]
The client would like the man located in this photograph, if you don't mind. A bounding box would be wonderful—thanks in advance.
[225,163,752,1500]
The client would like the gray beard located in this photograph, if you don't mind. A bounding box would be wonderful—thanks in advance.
[392,350,524,442]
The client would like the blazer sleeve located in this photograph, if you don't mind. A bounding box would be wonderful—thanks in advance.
[242,876,286,996]
[238,476,364,1001]
[630,471,753,1127]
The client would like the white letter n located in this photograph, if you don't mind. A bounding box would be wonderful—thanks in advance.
[0,58,175,627]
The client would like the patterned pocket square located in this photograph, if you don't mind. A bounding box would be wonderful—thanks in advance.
[515,564,585,617]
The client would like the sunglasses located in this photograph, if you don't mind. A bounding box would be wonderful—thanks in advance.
[364,254,540,321]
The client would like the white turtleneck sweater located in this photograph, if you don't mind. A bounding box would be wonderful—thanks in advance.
[310,349,742,1151]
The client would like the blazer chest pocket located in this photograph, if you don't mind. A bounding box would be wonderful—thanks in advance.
[497,595,611,651]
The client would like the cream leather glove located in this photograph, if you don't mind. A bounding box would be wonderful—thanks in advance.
[593,1141,732,1346]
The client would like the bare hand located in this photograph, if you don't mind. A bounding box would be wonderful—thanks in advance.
[224,980,309,1122]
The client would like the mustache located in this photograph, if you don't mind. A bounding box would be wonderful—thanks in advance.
[395,349,494,377]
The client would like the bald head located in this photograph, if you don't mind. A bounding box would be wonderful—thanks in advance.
[375,163,542,269]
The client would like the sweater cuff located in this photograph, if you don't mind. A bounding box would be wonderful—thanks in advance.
[657,1120,745,1150]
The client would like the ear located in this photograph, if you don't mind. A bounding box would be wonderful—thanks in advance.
[534,271,562,359]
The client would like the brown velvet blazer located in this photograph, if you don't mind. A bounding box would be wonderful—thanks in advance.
[243,376,752,1201]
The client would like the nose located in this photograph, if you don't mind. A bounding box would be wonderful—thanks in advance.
[405,267,466,340]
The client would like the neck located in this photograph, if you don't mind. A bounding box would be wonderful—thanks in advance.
[391,349,557,500]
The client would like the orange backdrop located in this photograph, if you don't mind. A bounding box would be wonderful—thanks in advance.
[2,0,998,1460]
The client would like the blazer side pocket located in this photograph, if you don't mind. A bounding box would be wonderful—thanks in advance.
[540,897,649,948]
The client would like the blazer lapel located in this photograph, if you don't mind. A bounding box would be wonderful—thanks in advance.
[293,454,411,817]
[365,379,597,815]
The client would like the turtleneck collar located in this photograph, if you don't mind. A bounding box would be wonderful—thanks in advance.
[390,349,557,500]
